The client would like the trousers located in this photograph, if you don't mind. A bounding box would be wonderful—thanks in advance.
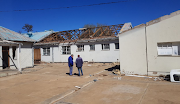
[69,66,73,75]
[78,67,83,76]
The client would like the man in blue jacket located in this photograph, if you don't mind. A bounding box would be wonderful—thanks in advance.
[68,54,74,76]
[76,55,83,76]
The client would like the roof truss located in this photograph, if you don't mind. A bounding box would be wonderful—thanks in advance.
[40,24,124,43]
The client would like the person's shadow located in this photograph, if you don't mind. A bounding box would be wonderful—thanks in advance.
[66,73,79,76]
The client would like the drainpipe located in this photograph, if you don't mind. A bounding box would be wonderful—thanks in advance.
[145,24,149,76]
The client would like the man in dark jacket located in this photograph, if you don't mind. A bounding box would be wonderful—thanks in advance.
[76,55,83,76]
[68,54,74,76]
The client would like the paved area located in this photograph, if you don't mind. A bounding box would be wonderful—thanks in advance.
[0,63,180,104]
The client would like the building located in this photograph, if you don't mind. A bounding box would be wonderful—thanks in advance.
[34,37,120,63]
[0,26,35,71]
[22,30,54,61]
[118,10,180,76]
[34,23,132,63]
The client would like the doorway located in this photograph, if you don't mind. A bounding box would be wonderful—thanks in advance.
[34,48,41,61]
[2,46,9,69]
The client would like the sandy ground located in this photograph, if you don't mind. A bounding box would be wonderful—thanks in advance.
[0,63,111,104]
[0,63,180,104]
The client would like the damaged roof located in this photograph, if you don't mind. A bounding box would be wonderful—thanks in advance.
[0,26,35,42]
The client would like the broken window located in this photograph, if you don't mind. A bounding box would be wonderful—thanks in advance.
[77,45,84,51]
[12,46,17,60]
[43,47,50,56]
[90,45,95,51]
[102,44,110,50]
[157,42,180,56]
[115,43,119,49]
[62,46,71,55]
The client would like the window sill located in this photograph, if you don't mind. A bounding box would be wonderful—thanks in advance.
[89,50,95,51]
[114,49,119,51]
[158,55,180,57]
[76,51,84,52]
[102,49,110,51]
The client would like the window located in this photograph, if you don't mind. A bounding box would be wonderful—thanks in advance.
[77,45,84,51]
[115,43,119,49]
[102,44,110,50]
[157,42,180,56]
[12,46,17,60]
[90,45,95,51]
[43,47,50,56]
[62,46,71,55]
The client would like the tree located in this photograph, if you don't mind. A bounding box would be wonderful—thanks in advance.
[18,30,22,34]
[22,24,33,32]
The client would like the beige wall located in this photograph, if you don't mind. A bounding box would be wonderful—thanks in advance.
[119,25,148,75]
[119,11,180,76]
[146,13,180,74]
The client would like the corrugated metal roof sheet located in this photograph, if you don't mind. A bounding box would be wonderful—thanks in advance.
[0,40,22,45]
[0,26,35,42]
[22,30,54,42]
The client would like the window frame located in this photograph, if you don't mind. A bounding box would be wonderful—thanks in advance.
[77,45,84,52]
[90,44,95,51]
[62,46,71,55]
[115,43,119,49]
[102,44,110,50]
[157,42,180,56]
[43,47,50,56]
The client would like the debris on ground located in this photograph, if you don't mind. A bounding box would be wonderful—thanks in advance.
[93,79,98,82]
[99,74,108,77]
[75,86,81,89]
[112,69,121,75]
[113,77,122,80]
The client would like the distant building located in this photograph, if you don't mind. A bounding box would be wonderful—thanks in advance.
[33,23,132,63]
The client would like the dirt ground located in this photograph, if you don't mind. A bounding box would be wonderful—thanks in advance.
[0,63,180,104]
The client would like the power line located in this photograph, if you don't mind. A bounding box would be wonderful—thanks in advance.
[0,0,136,12]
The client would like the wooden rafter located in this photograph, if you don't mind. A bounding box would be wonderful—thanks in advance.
[40,24,124,43]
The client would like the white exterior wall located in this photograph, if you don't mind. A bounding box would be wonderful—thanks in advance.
[9,46,18,69]
[41,47,53,62]
[146,13,180,75]
[119,25,148,75]
[19,42,34,69]
[41,42,120,63]
[0,42,33,70]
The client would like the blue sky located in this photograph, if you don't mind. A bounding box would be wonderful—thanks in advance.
[0,0,180,33]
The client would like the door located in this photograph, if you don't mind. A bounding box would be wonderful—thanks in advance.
[2,46,9,69]
[34,48,41,61]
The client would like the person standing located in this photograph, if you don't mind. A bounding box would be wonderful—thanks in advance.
[76,55,83,76]
[68,54,74,76]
